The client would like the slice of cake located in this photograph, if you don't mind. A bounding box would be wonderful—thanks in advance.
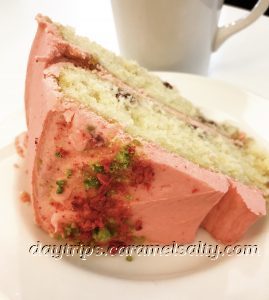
[24,15,268,246]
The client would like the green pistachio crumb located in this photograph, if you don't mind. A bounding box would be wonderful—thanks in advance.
[64,223,80,237]
[66,169,73,178]
[92,164,105,173]
[92,227,112,242]
[55,151,62,158]
[115,148,130,166]
[126,255,133,262]
[56,179,66,194]
[110,146,134,173]
[84,176,101,190]
[109,161,121,173]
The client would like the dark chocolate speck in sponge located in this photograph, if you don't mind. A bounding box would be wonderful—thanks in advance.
[163,81,173,89]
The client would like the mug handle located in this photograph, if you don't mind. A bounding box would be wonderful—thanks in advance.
[213,0,269,51]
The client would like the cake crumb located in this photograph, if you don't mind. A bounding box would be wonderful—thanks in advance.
[20,191,31,203]
[15,132,28,158]
[231,131,246,142]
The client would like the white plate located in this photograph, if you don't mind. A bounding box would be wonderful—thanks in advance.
[1,72,269,300]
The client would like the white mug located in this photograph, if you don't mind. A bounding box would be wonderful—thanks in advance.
[111,0,269,74]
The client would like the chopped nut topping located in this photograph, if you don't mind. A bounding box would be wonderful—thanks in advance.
[56,179,66,194]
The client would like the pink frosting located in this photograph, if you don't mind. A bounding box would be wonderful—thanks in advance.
[25,15,62,187]
[202,180,266,244]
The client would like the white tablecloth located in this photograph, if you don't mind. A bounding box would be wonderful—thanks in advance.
[0,0,269,124]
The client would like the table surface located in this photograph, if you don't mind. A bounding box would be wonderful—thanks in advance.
[0,1,269,125]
